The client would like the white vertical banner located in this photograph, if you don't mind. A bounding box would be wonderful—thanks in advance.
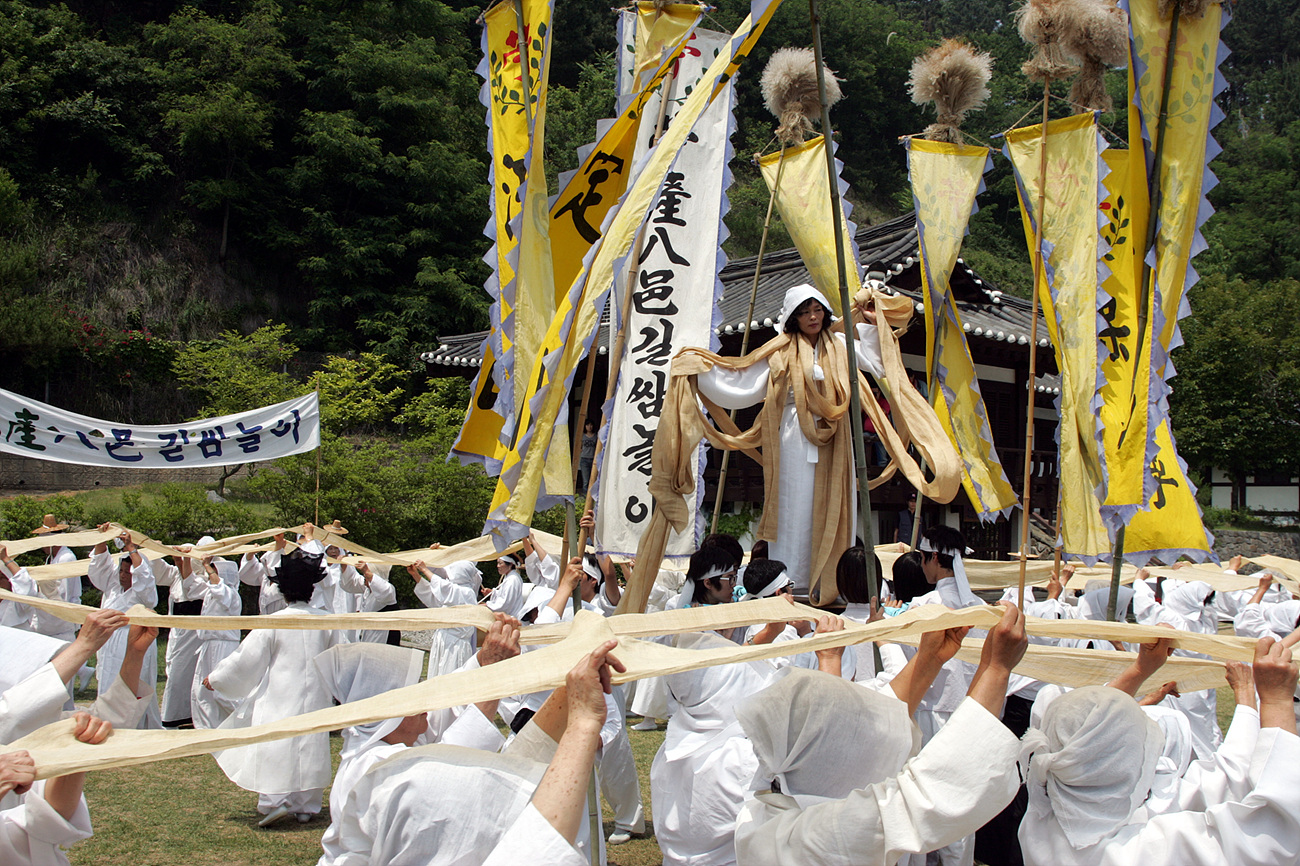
[595,80,734,560]
[629,27,731,166]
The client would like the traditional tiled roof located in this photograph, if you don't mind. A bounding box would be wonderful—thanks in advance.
[421,213,1052,368]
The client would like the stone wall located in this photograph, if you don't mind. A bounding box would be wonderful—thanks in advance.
[1212,529,1300,562]
[0,453,246,494]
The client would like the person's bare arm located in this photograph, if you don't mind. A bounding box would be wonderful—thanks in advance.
[546,558,582,620]
[1224,661,1257,711]
[41,773,88,820]
[966,602,1029,717]
[1253,637,1298,734]
[472,613,521,720]
[812,616,846,677]
[531,640,625,844]
[1248,574,1273,606]
[50,609,128,685]
[1107,633,1176,697]
[889,625,971,716]
[117,624,158,694]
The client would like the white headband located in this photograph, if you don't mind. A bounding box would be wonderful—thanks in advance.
[739,569,791,602]
[582,559,602,582]
[917,537,980,608]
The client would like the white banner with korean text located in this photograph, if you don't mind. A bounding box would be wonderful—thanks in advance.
[594,79,734,560]
[0,390,320,468]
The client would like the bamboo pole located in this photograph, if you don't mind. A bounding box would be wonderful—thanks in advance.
[1107,2,1182,622]
[809,0,879,611]
[1016,79,1052,609]
[709,143,789,534]
[313,377,322,525]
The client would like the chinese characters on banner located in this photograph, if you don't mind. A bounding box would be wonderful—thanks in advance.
[0,390,320,468]
[595,80,734,560]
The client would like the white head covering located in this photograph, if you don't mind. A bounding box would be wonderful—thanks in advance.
[443,560,483,594]
[353,743,548,866]
[1142,705,1195,814]
[737,668,920,799]
[0,625,69,692]
[663,632,775,760]
[775,284,836,333]
[675,561,735,610]
[1263,599,1300,638]
[196,535,216,548]
[1020,686,1163,849]
[737,568,792,602]
[521,585,563,620]
[314,643,424,757]
[918,536,981,608]
[1077,581,1135,621]
[1161,581,1217,633]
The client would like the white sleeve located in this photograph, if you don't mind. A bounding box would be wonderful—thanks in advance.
[238,553,265,587]
[0,781,93,861]
[1098,729,1300,866]
[1233,603,1274,639]
[205,630,270,701]
[437,706,507,753]
[1132,579,1163,625]
[481,802,587,866]
[850,323,885,379]
[526,552,560,590]
[733,698,1021,866]
[202,578,241,616]
[121,557,158,608]
[696,360,771,411]
[87,551,115,593]
[83,672,149,729]
[153,561,179,588]
[1174,705,1260,811]
[363,574,396,611]
[0,664,70,744]
[337,565,366,595]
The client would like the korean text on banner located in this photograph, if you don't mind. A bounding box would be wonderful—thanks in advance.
[486,0,785,543]
[595,81,734,560]
[1005,113,1110,562]
[0,390,319,468]
[907,138,1017,521]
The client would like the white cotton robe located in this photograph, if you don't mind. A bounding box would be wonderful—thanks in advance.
[155,560,206,725]
[695,323,883,595]
[239,550,287,614]
[337,566,397,644]
[733,676,1020,866]
[30,546,79,642]
[190,564,242,730]
[86,550,159,728]
[484,568,527,619]
[206,601,343,800]
[414,561,481,676]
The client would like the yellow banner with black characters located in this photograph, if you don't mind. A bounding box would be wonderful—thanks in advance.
[1005,113,1110,562]
[1097,147,1155,522]
[907,138,1018,521]
[487,0,785,541]
[757,136,856,316]
[452,0,554,469]
[1122,419,1214,561]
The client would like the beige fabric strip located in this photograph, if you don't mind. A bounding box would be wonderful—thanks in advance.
[4,527,122,558]
[4,605,1247,780]
[873,545,1145,591]
[1144,565,1300,596]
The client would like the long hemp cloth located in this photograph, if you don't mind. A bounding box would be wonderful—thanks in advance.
[4,603,1250,780]
[625,288,962,613]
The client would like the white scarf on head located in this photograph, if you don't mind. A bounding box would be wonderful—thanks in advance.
[1020,686,1162,849]
[675,563,733,610]
[738,569,791,602]
[918,538,981,608]
[663,632,775,760]
[1142,705,1194,814]
[314,643,425,758]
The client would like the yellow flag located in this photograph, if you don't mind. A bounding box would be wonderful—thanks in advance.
[757,136,855,316]
[487,0,786,540]
[1097,147,1155,521]
[452,0,555,468]
[1122,419,1215,560]
[907,138,1018,520]
[1005,113,1110,561]
[631,1,699,90]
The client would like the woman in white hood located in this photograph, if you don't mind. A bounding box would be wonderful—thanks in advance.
[409,559,482,676]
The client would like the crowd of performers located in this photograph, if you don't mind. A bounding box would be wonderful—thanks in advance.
[2,506,1300,866]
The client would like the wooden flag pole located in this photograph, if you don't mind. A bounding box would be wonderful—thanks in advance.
[809,0,880,611]
[1016,79,1052,608]
[710,143,789,534]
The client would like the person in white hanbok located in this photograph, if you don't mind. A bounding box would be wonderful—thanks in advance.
[651,631,775,866]
[337,561,397,644]
[238,532,289,614]
[30,515,80,642]
[835,547,909,683]
[694,286,884,600]
[1,616,157,866]
[1232,572,1300,727]
[731,603,1028,866]
[204,547,342,826]
[87,527,160,729]
[331,640,624,866]
[313,624,519,866]
[484,552,528,619]
[522,531,561,589]
[155,538,211,727]
[409,559,481,676]
[1017,635,1300,866]
[0,546,40,631]
[190,554,242,729]
[1132,577,1222,758]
